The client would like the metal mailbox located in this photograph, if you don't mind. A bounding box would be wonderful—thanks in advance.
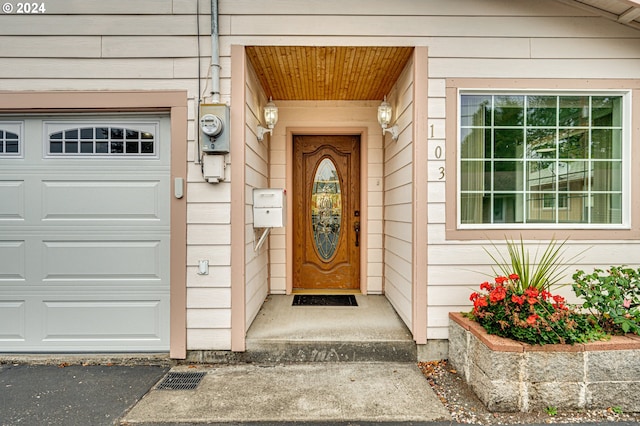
[253,188,286,228]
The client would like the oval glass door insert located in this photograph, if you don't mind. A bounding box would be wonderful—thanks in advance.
[311,158,342,260]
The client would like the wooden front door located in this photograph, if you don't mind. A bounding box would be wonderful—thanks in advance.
[293,135,360,290]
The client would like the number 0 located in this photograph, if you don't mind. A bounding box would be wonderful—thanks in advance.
[434,145,442,159]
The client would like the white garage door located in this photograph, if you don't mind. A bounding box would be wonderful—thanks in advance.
[0,115,171,352]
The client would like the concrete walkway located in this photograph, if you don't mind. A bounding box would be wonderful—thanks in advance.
[122,295,451,423]
[3,361,638,425]
[122,363,451,424]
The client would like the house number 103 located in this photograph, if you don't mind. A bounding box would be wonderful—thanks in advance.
[434,145,444,180]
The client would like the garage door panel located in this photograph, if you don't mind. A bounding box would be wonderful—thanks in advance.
[0,114,171,352]
[0,180,25,220]
[42,300,165,343]
[42,179,167,222]
[0,301,26,341]
[42,240,164,282]
[0,241,26,281]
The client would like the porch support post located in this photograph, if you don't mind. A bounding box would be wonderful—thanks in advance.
[230,44,246,351]
[412,46,429,344]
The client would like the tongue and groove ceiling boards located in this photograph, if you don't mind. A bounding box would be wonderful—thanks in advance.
[245,46,414,101]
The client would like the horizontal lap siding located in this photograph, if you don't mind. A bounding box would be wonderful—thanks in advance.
[12,0,174,14]
[229,16,636,37]
[0,15,212,35]
[221,0,585,16]
[186,141,231,350]
[384,58,414,330]
[245,62,269,332]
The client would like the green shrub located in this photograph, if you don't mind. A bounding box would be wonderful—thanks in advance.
[573,266,640,335]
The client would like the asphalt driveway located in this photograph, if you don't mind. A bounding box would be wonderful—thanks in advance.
[0,363,168,426]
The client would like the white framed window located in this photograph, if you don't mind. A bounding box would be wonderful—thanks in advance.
[44,122,158,158]
[458,91,629,228]
[542,192,569,210]
[0,122,24,157]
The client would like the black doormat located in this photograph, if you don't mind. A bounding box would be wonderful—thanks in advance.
[292,294,358,306]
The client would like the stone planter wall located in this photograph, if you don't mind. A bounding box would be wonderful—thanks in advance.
[448,312,640,412]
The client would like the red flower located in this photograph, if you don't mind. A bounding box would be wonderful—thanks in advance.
[511,294,526,305]
[469,292,480,302]
[480,281,492,291]
[509,273,520,281]
[526,314,539,325]
[473,296,488,309]
[495,276,508,285]
[551,294,566,310]
[524,287,539,305]
[540,290,552,301]
[489,286,507,303]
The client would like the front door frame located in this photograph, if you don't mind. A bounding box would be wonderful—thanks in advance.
[292,134,361,291]
[286,127,369,295]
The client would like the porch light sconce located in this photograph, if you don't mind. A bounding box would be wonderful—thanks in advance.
[257,97,278,142]
[378,96,399,141]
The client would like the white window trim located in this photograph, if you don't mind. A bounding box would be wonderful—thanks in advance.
[456,89,632,230]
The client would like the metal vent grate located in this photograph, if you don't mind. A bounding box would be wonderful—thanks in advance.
[156,371,206,390]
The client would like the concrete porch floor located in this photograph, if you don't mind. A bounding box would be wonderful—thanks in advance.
[244,295,417,362]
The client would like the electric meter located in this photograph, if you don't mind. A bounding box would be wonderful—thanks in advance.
[199,104,230,153]
[200,114,223,137]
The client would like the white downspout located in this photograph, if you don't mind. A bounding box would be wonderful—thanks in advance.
[210,0,220,103]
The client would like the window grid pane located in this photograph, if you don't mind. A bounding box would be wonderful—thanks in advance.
[48,126,155,156]
[460,93,624,226]
[0,129,20,156]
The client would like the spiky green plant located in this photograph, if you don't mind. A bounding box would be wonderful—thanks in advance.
[484,236,581,292]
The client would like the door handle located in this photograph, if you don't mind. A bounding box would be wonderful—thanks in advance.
[354,221,360,247]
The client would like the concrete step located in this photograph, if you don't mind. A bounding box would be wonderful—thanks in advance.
[183,295,418,364]
[185,339,417,364]
[239,295,416,363]
[244,339,417,363]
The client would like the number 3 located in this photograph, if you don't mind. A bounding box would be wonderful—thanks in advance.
[438,167,445,180]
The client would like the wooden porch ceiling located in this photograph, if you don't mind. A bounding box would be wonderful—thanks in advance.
[245,46,414,101]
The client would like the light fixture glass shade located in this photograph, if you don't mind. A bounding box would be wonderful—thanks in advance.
[264,98,278,129]
[377,97,393,129]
